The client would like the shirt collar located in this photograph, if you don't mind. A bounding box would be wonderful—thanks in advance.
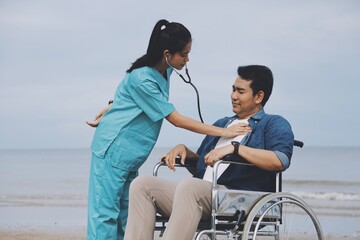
[249,108,265,121]
[149,67,172,90]
[227,109,265,127]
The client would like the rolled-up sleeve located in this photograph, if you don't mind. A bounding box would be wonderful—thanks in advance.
[131,80,175,122]
[274,150,290,170]
[265,115,294,171]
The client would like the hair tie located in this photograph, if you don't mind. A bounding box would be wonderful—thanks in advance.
[161,21,170,31]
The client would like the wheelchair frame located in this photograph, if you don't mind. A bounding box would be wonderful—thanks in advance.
[152,140,324,240]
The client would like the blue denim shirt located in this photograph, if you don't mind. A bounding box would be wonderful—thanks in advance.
[194,109,294,192]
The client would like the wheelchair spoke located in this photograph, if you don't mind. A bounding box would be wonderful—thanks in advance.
[242,193,324,240]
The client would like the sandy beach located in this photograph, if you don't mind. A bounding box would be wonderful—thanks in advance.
[1,148,359,240]
[0,193,359,240]
[0,203,358,240]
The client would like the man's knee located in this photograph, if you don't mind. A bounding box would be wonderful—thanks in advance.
[129,175,155,195]
[176,178,209,198]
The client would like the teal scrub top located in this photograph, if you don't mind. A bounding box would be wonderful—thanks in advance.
[91,66,175,170]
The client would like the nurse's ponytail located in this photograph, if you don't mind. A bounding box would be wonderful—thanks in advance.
[127,19,191,73]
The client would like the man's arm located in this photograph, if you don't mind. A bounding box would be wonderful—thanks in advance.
[204,144,283,171]
[236,145,283,171]
[205,114,294,172]
[161,144,199,172]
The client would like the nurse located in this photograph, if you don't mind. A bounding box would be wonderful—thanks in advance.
[86,19,249,240]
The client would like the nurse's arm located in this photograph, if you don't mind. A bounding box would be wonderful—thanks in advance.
[165,110,247,138]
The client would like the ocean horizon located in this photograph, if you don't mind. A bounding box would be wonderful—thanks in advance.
[0,146,359,238]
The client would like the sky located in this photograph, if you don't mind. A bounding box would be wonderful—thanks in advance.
[0,0,359,149]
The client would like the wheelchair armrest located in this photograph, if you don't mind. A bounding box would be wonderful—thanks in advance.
[211,157,255,188]
[222,154,249,163]
[172,156,198,167]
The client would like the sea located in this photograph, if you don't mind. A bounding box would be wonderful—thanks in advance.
[0,146,359,238]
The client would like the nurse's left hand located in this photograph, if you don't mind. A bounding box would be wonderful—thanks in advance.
[86,103,112,127]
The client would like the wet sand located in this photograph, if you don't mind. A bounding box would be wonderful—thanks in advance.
[1,229,359,240]
[1,148,359,240]
[0,230,359,240]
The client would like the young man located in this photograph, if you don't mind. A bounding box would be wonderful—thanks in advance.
[124,65,294,240]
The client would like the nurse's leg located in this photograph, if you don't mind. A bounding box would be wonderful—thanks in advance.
[87,153,106,240]
[88,151,130,240]
[117,170,138,240]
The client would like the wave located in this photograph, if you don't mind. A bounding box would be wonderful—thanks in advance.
[284,179,360,186]
[2,192,359,203]
[0,194,87,207]
[291,191,360,201]
[0,194,86,200]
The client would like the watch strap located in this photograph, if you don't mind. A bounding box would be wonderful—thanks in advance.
[231,141,240,155]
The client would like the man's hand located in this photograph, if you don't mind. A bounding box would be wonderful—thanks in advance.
[204,145,233,167]
[160,144,187,172]
[222,123,251,138]
[86,104,112,127]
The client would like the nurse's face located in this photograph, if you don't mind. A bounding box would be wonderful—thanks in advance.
[168,42,191,70]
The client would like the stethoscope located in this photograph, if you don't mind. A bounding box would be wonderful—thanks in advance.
[166,57,204,123]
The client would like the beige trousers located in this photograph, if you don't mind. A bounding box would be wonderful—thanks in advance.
[124,175,213,240]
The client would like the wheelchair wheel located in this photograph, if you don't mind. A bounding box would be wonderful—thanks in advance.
[241,192,324,240]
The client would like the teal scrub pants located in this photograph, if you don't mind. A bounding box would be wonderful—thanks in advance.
[87,151,137,240]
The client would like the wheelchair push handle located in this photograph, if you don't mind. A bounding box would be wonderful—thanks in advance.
[294,140,304,148]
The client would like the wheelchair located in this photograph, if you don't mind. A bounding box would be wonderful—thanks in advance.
[152,140,324,240]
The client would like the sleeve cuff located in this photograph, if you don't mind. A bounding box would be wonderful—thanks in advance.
[274,150,290,170]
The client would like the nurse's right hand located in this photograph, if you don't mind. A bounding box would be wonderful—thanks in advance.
[86,103,112,127]
[222,123,251,138]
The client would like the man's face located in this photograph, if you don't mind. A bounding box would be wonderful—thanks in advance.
[231,76,262,119]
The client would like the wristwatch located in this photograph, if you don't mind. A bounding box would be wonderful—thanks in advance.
[231,141,240,155]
